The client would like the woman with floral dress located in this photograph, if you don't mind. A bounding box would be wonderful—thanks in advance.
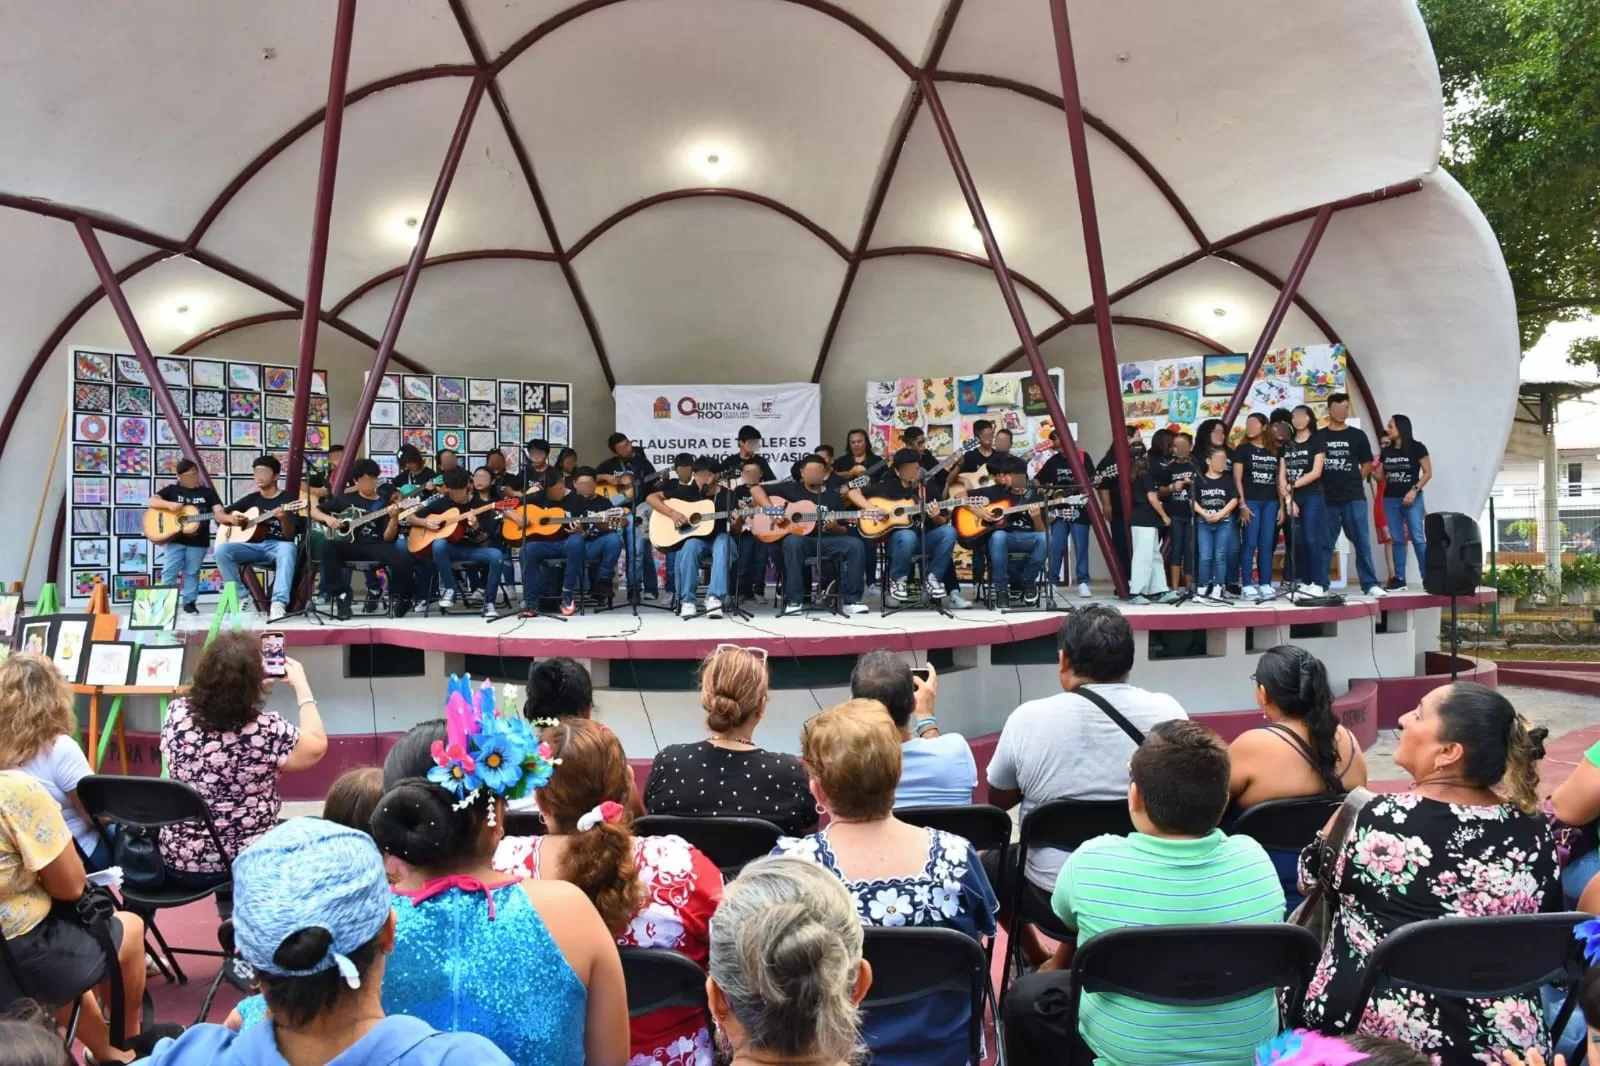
[770,699,997,1066]
[1299,683,1559,1065]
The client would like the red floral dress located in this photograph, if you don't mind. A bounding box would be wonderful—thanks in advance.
[495,832,723,1066]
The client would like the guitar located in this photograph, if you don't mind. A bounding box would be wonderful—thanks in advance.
[953,493,1067,542]
[213,500,309,550]
[144,505,202,543]
[503,505,627,543]
[596,469,663,503]
[953,440,1054,492]
[856,495,987,540]
[833,455,886,484]
[404,500,517,556]
[320,498,426,543]
[752,501,878,542]
[649,503,786,551]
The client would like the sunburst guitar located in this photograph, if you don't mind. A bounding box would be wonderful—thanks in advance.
[856,495,987,540]
[502,504,626,543]
[953,494,1066,542]
[143,505,202,543]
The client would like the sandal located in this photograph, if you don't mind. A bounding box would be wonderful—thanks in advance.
[519,607,538,619]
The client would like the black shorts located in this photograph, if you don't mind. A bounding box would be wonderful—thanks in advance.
[980,846,1055,919]
[6,913,123,1008]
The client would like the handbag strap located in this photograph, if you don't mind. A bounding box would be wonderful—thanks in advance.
[1074,686,1146,746]
[1315,787,1376,892]
[1262,723,1346,795]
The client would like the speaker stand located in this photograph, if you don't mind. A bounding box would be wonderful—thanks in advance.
[1449,593,1460,682]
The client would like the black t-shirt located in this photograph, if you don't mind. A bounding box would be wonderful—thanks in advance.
[975,485,1040,533]
[1095,449,1124,515]
[1381,441,1429,498]
[393,468,435,494]
[1232,443,1282,501]
[488,469,523,498]
[663,481,731,535]
[1162,457,1197,515]
[1194,472,1239,516]
[326,492,392,544]
[229,489,296,543]
[834,453,884,482]
[157,484,222,547]
[644,742,815,836]
[1035,453,1091,525]
[721,453,775,482]
[959,448,997,474]
[595,453,659,498]
[564,493,619,539]
[1282,434,1326,500]
[1318,426,1372,504]
[1130,473,1162,527]
[866,476,936,528]
[770,482,850,535]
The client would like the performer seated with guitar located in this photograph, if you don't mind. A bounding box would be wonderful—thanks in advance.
[597,432,661,599]
[966,453,1048,606]
[865,448,970,609]
[721,424,775,484]
[734,457,781,602]
[563,467,625,605]
[752,454,869,616]
[902,426,949,495]
[507,468,600,618]
[957,419,999,484]
[833,428,881,484]
[393,444,435,494]
[409,467,503,618]
[1034,431,1096,599]
[649,456,737,619]
[309,458,420,620]
[214,455,303,621]
[146,458,227,615]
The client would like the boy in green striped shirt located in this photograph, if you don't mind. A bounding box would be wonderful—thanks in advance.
[1015,719,1285,1065]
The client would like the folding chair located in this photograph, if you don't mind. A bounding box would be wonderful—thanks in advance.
[896,804,1013,854]
[862,925,994,1066]
[502,810,547,837]
[619,947,713,1032]
[77,775,235,985]
[632,814,784,879]
[1230,795,1346,852]
[346,560,393,616]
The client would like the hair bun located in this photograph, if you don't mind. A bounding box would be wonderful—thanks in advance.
[369,779,459,867]
[705,693,746,733]
[273,926,333,970]
[1526,723,1549,761]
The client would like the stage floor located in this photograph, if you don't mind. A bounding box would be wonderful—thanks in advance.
[180,587,1489,659]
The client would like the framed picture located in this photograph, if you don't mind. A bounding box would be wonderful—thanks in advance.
[1202,353,1247,397]
[134,644,185,689]
[129,585,179,631]
[0,593,20,643]
[50,615,93,683]
[15,618,52,655]
[83,641,137,687]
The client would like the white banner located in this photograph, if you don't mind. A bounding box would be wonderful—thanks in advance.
[613,383,821,473]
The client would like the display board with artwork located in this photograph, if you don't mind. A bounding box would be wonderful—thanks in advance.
[863,369,1067,476]
[359,374,572,480]
[1117,344,1348,443]
[66,347,331,604]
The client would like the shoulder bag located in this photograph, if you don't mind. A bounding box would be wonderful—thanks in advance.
[50,883,128,1047]
[1289,786,1375,944]
[1073,686,1146,746]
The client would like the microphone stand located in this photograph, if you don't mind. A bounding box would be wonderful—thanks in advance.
[609,472,671,616]
[883,479,952,619]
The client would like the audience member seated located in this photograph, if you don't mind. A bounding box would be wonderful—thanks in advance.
[0,999,75,1066]
[1256,1030,1429,1065]
[1299,683,1558,1065]
[849,653,976,808]
[494,718,724,1065]
[1005,720,1284,1066]
[983,606,1185,964]
[707,856,872,1066]
[1547,725,1600,906]
[0,655,105,868]
[771,699,996,1066]
[645,645,815,835]
[146,819,510,1066]
[524,656,594,721]
[0,768,169,1063]
[372,719,628,1065]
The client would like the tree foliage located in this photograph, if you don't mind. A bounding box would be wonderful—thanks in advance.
[1417,0,1600,362]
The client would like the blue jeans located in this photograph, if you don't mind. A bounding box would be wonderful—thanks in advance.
[1325,497,1380,590]
[987,529,1046,590]
[582,532,622,591]
[677,533,731,602]
[782,534,865,605]
[1196,515,1238,586]
[886,524,956,581]
[519,537,583,607]
[1562,847,1600,907]
[1048,519,1090,584]
[161,543,207,605]
[214,539,298,606]
[736,533,777,597]
[1240,500,1279,586]
[1289,494,1328,586]
[1382,492,1427,582]
[627,517,658,594]
[431,540,503,604]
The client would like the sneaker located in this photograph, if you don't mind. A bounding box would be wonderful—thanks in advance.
[641,590,659,602]
[267,603,286,622]
[1157,591,1181,604]
[1022,588,1040,606]
[926,575,947,599]
[561,598,580,617]
[464,590,484,606]
[1241,584,1259,600]
[392,600,411,619]
[889,578,910,602]
[1078,582,1092,598]
[482,604,498,619]
[680,602,698,619]
[842,602,869,615]
[1128,595,1151,605]
[334,593,352,621]
[438,589,456,609]
[1365,585,1386,597]
[946,590,972,609]
[181,603,199,615]
[782,602,804,616]
[362,595,381,615]
[413,597,430,612]
[1301,583,1326,596]
[1385,577,1406,591]
[704,596,723,619]
[1225,583,1242,597]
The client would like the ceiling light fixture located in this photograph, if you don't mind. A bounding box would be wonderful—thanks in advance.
[1213,307,1227,317]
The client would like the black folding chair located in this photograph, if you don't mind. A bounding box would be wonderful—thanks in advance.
[862,926,993,1066]
[78,775,235,985]
[1340,913,1589,1044]
[0,930,83,1051]
[633,814,784,879]
[998,798,1135,1001]
[896,804,1013,853]
[502,810,547,837]
[619,947,713,1026]
[1231,794,1345,852]
[1059,924,1322,1066]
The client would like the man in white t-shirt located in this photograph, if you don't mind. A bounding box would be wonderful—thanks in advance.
[983,605,1187,964]
[850,651,977,808]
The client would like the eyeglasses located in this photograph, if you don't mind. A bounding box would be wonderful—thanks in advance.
[714,643,769,662]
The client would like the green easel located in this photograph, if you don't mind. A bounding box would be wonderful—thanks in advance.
[31,582,59,615]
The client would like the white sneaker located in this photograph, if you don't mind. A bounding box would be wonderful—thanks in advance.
[926,575,947,599]
[1128,595,1150,605]
[704,596,723,619]
[782,603,804,616]
[1365,585,1386,597]
[680,602,697,619]
[482,604,497,619]
[889,579,910,602]
[267,603,286,623]
[1241,585,1258,600]
[1078,582,1092,598]
[438,589,456,609]
[842,602,869,615]
[946,590,972,609]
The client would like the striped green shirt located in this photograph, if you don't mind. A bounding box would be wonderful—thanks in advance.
[1052,829,1286,1066]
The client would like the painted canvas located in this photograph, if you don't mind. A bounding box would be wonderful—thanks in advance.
[1203,354,1247,397]
[84,642,136,686]
[134,645,184,688]
[129,585,178,630]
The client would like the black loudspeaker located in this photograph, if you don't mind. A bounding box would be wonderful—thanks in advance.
[1423,512,1482,596]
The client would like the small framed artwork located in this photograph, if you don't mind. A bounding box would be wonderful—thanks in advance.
[523,383,546,412]
[498,382,521,411]
[435,403,465,428]
[134,644,185,689]
[371,401,399,427]
[73,445,111,474]
[230,421,262,448]
[229,391,261,419]
[311,370,328,396]
[436,377,465,403]
[263,366,293,393]
[547,416,568,445]
[75,350,114,383]
[83,641,137,687]
[74,477,110,505]
[157,358,190,388]
[230,450,258,475]
[15,617,52,655]
[72,538,111,567]
[403,376,432,400]
[114,509,146,535]
[115,478,150,505]
[74,383,112,413]
[50,615,92,683]
[193,389,226,417]
[129,585,179,631]
[154,448,184,474]
[547,384,569,414]
[228,363,261,391]
[468,378,496,403]
[191,360,226,389]
[0,593,21,644]
[115,356,148,384]
[115,386,153,415]
[73,508,109,535]
[118,539,150,573]
[71,570,106,599]
[263,394,294,422]
[74,413,109,442]
[154,419,178,445]
[111,574,151,604]
[376,374,400,400]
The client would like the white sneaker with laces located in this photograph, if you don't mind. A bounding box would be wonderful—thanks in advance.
[842,602,869,615]
[680,602,698,619]
[1078,582,1092,598]
[1365,585,1386,597]
[889,579,910,602]
[482,604,497,619]
[946,590,972,609]
[782,602,804,616]
[704,595,723,619]
[926,575,947,599]
[267,603,286,623]
[438,589,456,609]
[1241,585,1258,600]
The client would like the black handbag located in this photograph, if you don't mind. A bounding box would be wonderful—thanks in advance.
[112,826,165,890]
[1289,787,1375,945]
[51,883,127,1047]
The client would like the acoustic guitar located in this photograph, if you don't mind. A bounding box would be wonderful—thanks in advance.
[953,493,1067,542]
[143,505,202,544]
[213,500,309,550]
[856,495,987,540]
[321,498,426,543]
[750,501,878,543]
[404,499,517,556]
[649,503,785,551]
[953,440,1054,493]
[832,455,886,484]
[502,505,626,543]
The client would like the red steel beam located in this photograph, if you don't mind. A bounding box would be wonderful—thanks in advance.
[1220,204,1332,429]
[329,249,560,317]
[567,188,851,260]
[861,246,1073,321]
[332,77,487,491]
[920,77,1128,598]
[170,311,300,356]
[1047,0,1135,545]
[285,0,358,498]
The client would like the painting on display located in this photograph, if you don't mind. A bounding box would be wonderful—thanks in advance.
[1117,344,1347,443]
[362,374,574,474]
[67,348,331,604]
[862,369,1067,482]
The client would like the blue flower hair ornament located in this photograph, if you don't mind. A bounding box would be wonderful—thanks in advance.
[1575,916,1600,966]
[1256,1030,1366,1066]
[429,675,560,823]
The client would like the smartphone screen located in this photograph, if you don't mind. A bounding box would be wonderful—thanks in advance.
[261,632,287,678]
[910,666,931,683]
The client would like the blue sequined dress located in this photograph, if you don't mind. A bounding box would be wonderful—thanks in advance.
[386,876,587,1066]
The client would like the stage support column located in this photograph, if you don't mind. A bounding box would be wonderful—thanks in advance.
[331,76,487,492]
[920,78,1129,598]
[1221,205,1333,429]
[1045,0,1134,542]
[284,0,357,497]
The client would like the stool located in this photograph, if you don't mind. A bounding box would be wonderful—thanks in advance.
[984,549,1042,609]
[449,562,512,610]
[345,561,393,616]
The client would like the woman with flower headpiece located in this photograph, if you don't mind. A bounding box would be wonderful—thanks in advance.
[494,718,725,1066]
[1255,1029,1427,1065]
[371,679,629,1066]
